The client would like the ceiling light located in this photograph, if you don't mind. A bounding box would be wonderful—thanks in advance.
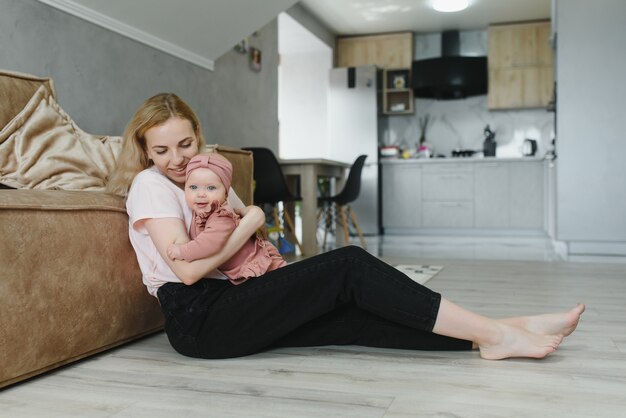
[432,0,470,13]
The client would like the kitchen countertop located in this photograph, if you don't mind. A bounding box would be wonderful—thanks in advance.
[379,156,548,164]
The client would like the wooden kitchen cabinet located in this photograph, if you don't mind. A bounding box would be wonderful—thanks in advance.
[488,21,553,109]
[383,68,414,115]
[337,32,415,115]
[336,32,413,69]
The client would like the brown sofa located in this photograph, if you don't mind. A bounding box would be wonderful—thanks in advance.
[0,70,253,388]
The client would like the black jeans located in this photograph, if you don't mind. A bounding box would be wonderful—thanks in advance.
[157,246,472,358]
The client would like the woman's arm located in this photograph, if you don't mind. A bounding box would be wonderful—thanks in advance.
[144,205,265,285]
[169,213,236,261]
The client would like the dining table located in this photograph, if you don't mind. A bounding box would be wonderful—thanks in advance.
[279,158,351,256]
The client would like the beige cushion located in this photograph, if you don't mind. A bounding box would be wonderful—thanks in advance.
[0,83,121,190]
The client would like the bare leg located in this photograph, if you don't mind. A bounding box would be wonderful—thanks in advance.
[498,303,585,337]
[432,298,564,360]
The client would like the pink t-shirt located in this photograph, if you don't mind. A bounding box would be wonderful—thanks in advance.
[126,166,244,297]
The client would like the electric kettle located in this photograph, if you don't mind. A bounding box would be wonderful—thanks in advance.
[522,139,537,156]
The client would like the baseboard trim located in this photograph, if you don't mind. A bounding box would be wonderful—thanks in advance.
[383,227,547,237]
[567,241,626,256]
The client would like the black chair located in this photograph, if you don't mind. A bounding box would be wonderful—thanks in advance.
[242,147,303,253]
[318,155,367,250]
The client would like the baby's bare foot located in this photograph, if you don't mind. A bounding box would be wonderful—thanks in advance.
[479,323,563,360]
[500,303,585,337]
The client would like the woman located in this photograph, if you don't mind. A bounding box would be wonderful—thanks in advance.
[107,93,585,360]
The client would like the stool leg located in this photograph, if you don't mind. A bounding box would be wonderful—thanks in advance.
[348,206,367,250]
[272,206,281,230]
[321,203,330,251]
[283,209,304,255]
[316,206,325,250]
[271,206,283,251]
[339,205,349,245]
[332,203,341,248]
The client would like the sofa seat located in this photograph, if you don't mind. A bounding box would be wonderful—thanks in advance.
[0,189,164,388]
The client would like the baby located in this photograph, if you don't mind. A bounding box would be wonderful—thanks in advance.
[167,153,286,285]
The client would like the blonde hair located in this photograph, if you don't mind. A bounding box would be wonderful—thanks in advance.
[106,93,205,196]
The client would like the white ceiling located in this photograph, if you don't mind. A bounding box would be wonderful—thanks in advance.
[299,0,551,35]
[38,0,551,69]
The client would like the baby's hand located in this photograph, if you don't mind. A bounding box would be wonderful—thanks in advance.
[195,211,209,227]
[167,243,183,260]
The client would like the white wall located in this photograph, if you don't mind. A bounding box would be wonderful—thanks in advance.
[278,51,332,159]
[278,13,332,159]
[556,0,626,255]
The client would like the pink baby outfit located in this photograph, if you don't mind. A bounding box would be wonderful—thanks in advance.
[176,153,286,285]
[178,201,286,285]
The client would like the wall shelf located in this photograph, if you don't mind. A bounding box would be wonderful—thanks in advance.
[383,68,414,115]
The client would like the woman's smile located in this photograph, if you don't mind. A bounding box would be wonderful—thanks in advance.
[143,117,199,185]
[169,165,187,175]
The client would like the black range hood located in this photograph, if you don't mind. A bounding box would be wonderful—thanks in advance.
[412,31,487,100]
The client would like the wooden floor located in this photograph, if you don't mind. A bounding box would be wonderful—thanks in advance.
[2,237,626,417]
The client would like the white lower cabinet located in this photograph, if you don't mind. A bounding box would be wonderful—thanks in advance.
[509,161,544,228]
[382,163,422,228]
[422,164,474,200]
[474,163,509,228]
[421,163,474,228]
[423,201,474,227]
[382,159,545,234]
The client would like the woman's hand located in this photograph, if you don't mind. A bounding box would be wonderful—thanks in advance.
[234,205,260,218]
[235,205,266,234]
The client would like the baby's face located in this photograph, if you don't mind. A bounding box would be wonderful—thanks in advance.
[184,167,226,213]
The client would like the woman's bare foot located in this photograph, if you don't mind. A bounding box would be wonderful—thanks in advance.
[478,323,564,360]
[499,303,585,337]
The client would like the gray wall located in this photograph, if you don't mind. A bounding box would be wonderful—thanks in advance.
[1,0,210,136]
[286,3,336,49]
[1,0,279,152]
[207,22,279,153]
[556,0,626,255]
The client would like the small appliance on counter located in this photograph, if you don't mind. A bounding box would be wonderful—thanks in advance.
[379,145,399,158]
[451,149,477,158]
[522,138,538,156]
[483,125,497,157]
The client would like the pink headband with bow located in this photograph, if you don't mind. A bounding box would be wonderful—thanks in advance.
[185,153,232,192]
